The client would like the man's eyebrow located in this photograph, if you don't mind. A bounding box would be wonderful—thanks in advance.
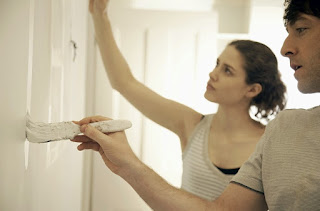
[289,16,311,26]
[286,15,312,32]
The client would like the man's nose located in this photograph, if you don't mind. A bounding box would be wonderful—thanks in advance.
[281,35,296,57]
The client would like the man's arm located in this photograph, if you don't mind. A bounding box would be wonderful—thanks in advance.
[122,159,214,210]
[72,116,268,211]
[122,161,268,211]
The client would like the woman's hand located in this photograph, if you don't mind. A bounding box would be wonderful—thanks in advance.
[89,0,110,15]
[71,116,139,176]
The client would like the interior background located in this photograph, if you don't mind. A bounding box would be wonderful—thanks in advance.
[1,0,319,210]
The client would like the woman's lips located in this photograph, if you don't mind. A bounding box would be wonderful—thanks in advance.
[206,83,215,90]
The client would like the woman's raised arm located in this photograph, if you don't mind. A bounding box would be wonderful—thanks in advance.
[89,0,202,145]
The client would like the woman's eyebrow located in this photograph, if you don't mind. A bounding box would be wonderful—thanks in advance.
[225,64,236,72]
[217,57,237,72]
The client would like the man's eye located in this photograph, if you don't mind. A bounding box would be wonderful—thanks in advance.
[296,28,307,33]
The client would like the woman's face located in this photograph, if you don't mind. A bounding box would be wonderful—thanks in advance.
[204,45,254,106]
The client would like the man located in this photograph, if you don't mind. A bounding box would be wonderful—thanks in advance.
[72,0,320,210]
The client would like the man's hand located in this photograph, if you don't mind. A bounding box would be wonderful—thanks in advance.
[71,116,139,176]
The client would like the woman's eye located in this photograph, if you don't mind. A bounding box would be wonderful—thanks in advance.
[224,68,232,75]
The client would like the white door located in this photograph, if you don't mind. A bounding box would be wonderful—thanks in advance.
[0,0,89,210]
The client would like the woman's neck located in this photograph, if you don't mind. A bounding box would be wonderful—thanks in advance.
[212,105,260,132]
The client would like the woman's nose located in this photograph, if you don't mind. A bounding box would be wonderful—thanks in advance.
[209,69,218,81]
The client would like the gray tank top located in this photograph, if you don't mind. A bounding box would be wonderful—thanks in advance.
[181,114,235,200]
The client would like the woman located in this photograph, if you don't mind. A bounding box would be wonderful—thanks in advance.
[88,0,286,200]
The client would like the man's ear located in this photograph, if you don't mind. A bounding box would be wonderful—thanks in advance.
[246,83,262,98]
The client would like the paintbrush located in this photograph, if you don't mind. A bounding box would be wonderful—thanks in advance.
[25,113,132,143]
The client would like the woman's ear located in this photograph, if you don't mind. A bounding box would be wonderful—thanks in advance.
[246,83,262,98]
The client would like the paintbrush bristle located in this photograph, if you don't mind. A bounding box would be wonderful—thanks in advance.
[25,113,132,143]
[26,115,80,143]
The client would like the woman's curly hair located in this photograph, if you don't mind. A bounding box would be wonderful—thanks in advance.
[229,40,287,121]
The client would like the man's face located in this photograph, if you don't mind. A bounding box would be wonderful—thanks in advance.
[281,13,320,93]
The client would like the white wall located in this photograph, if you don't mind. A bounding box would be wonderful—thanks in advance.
[89,1,319,210]
[0,0,89,210]
[110,0,214,11]
[0,1,31,208]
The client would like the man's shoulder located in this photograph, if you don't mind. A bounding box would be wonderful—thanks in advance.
[266,105,320,131]
[276,105,320,119]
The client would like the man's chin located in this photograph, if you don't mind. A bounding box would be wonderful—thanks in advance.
[297,83,320,94]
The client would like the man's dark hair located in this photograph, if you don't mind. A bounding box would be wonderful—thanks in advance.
[284,0,320,26]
